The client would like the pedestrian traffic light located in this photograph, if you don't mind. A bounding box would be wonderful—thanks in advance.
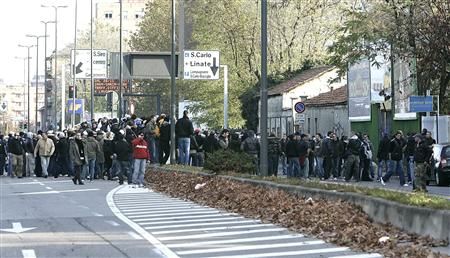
[69,86,74,98]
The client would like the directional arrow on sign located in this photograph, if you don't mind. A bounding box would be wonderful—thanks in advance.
[76,62,83,74]
[1,102,6,110]
[0,222,36,233]
[210,57,219,76]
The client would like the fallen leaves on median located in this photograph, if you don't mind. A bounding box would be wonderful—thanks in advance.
[145,170,449,258]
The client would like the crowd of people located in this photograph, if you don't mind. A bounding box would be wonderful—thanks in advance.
[0,110,436,192]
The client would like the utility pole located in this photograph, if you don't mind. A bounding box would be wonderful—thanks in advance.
[90,0,95,122]
[41,20,55,130]
[42,4,67,129]
[72,0,78,128]
[18,45,35,131]
[170,0,177,164]
[26,35,47,131]
[259,0,268,176]
[118,0,123,119]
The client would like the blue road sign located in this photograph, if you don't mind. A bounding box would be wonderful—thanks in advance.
[67,99,84,114]
[294,102,305,113]
[409,96,433,112]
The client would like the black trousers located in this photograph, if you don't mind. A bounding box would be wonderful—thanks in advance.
[159,140,170,165]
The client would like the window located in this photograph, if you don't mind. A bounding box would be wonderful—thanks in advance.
[315,118,318,135]
[135,11,143,19]
[104,12,112,19]
[123,11,128,20]
[307,118,311,134]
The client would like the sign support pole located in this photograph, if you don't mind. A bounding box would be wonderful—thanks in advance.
[61,64,65,130]
[260,0,268,177]
[221,65,228,129]
[72,0,78,128]
[436,95,439,143]
[170,0,177,164]
[90,0,94,122]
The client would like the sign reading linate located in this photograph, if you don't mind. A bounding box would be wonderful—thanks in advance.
[94,79,129,94]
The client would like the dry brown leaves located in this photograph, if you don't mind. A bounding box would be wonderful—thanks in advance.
[145,170,449,258]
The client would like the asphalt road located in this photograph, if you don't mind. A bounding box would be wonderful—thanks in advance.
[1,175,383,258]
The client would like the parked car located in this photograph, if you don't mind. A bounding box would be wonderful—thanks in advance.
[427,143,450,186]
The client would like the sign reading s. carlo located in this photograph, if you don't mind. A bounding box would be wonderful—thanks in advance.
[71,49,108,79]
[348,59,371,122]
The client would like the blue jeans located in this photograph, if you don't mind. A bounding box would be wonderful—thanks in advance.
[177,137,191,165]
[287,157,300,178]
[148,137,158,163]
[315,157,324,178]
[117,160,130,184]
[383,160,405,185]
[407,156,414,183]
[300,157,309,178]
[87,158,96,180]
[132,159,146,185]
[377,159,389,179]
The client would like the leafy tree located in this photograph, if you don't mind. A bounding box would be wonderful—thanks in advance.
[130,0,351,128]
[329,0,450,112]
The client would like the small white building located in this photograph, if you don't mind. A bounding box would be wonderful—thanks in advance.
[259,66,346,137]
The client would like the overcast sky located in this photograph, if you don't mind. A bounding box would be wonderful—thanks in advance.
[0,0,117,85]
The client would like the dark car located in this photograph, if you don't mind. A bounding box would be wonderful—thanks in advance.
[428,143,450,186]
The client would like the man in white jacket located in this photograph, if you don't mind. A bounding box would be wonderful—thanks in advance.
[34,133,55,178]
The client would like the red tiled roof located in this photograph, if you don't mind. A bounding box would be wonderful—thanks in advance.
[267,66,334,96]
[304,85,347,107]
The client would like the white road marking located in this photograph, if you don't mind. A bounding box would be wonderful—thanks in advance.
[105,220,120,226]
[133,213,235,222]
[128,231,144,240]
[114,200,188,206]
[117,203,194,209]
[145,220,255,230]
[329,254,383,258]
[139,216,243,226]
[9,180,72,185]
[92,212,104,217]
[45,187,52,190]
[153,224,274,235]
[158,228,286,241]
[123,207,213,215]
[125,209,217,217]
[107,185,179,258]
[177,240,325,255]
[21,249,36,258]
[121,205,200,212]
[206,247,350,258]
[129,210,221,219]
[166,235,306,248]
[11,188,99,195]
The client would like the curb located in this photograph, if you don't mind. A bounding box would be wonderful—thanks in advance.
[150,166,450,241]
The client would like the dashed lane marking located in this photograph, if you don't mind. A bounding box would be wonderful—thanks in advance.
[21,249,36,258]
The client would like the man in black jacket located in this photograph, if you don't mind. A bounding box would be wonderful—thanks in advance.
[413,134,432,192]
[8,133,24,178]
[113,133,132,185]
[175,110,194,165]
[0,135,7,175]
[344,134,361,182]
[381,131,407,186]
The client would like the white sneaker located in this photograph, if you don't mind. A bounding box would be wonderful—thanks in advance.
[380,177,386,186]
[403,183,409,187]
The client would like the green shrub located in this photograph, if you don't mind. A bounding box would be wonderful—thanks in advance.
[204,150,256,174]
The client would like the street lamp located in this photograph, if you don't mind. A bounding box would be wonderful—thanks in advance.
[26,34,47,131]
[41,20,55,131]
[41,4,67,129]
[17,44,35,131]
[14,56,32,131]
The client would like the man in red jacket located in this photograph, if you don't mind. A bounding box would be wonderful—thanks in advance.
[132,132,149,187]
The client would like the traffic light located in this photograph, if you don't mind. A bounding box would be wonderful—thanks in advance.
[24,123,28,130]
[69,86,74,98]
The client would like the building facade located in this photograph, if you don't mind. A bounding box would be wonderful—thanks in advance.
[96,0,147,39]
[260,66,346,137]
